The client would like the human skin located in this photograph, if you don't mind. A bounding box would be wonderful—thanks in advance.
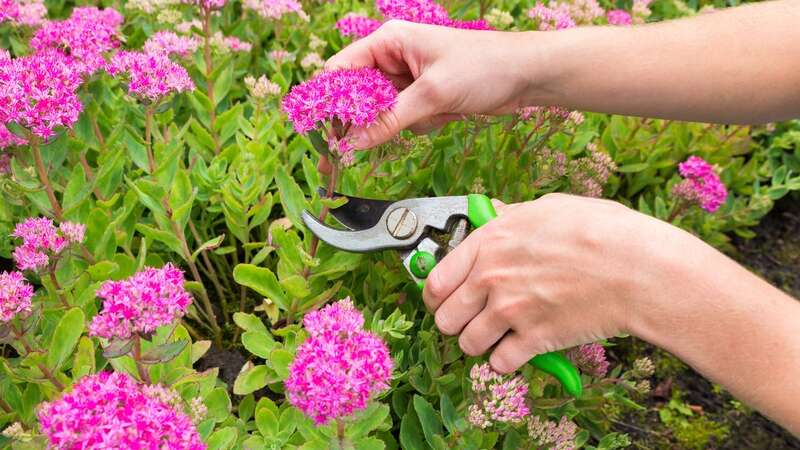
[323,0,800,434]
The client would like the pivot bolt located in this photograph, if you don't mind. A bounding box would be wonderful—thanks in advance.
[386,207,418,239]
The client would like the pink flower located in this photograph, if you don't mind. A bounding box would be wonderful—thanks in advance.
[11,218,82,271]
[31,7,123,75]
[336,14,382,38]
[243,0,306,20]
[569,148,616,198]
[606,9,632,26]
[528,415,578,450]
[566,343,609,378]
[375,0,492,29]
[181,0,227,9]
[144,31,200,58]
[0,0,47,27]
[38,372,205,450]
[212,33,252,53]
[0,152,10,174]
[0,50,83,140]
[0,123,26,149]
[108,51,195,103]
[269,49,293,63]
[553,0,603,24]
[0,271,34,322]
[282,67,398,134]
[286,299,393,425]
[673,156,727,213]
[467,363,530,429]
[89,264,193,340]
[528,3,575,30]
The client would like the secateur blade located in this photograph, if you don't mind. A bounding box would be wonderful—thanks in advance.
[316,188,393,231]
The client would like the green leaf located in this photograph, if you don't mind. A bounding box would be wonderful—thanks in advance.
[256,406,279,438]
[275,166,307,229]
[72,337,95,379]
[413,395,443,447]
[47,308,85,371]
[233,364,270,396]
[242,331,276,359]
[102,339,134,358]
[207,427,237,450]
[617,163,650,173]
[233,312,268,334]
[204,387,232,422]
[212,65,234,106]
[439,394,461,434]
[135,223,183,256]
[307,130,330,156]
[191,234,225,263]
[191,340,211,364]
[140,339,189,364]
[354,437,385,450]
[270,349,293,379]
[399,411,426,450]
[87,261,119,281]
[348,403,390,438]
[232,264,289,311]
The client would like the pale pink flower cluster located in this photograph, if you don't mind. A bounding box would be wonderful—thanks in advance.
[0,124,26,149]
[286,299,393,425]
[108,51,195,103]
[606,9,632,25]
[299,52,324,71]
[144,31,200,58]
[211,32,253,53]
[11,217,85,271]
[245,75,281,98]
[528,3,575,30]
[552,0,603,24]
[38,372,205,449]
[566,343,609,378]
[181,0,227,10]
[282,67,398,133]
[175,19,202,34]
[0,271,34,323]
[269,49,293,64]
[243,0,307,21]
[672,156,727,213]
[31,7,123,75]
[0,0,47,27]
[569,147,616,198]
[467,363,530,429]
[142,384,207,423]
[528,415,578,450]
[335,14,382,38]
[0,50,83,139]
[518,106,583,125]
[632,0,652,23]
[534,148,568,184]
[89,263,193,340]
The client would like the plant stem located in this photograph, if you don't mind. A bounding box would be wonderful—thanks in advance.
[667,199,689,223]
[47,267,69,308]
[188,221,229,324]
[11,324,64,391]
[145,105,155,174]
[31,138,63,221]
[337,419,346,450]
[131,334,151,384]
[0,397,11,413]
[202,8,220,153]
[79,152,108,201]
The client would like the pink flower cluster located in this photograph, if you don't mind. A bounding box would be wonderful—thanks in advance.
[38,372,205,449]
[528,415,578,450]
[553,0,603,24]
[182,0,227,10]
[31,7,123,75]
[569,146,616,198]
[282,67,398,134]
[467,363,530,429]
[606,9,632,25]
[144,31,200,58]
[0,50,84,139]
[286,298,393,425]
[566,343,609,378]
[243,0,306,20]
[89,264,193,340]
[335,14,382,38]
[11,218,85,271]
[673,156,727,213]
[108,51,195,103]
[0,271,34,323]
[374,0,492,31]
[0,0,47,27]
[528,3,576,30]
[0,124,26,149]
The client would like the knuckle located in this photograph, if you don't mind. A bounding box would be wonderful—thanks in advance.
[458,334,482,357]
[434,310,457,335]
[424,270,447,305]
[492,299,523,322]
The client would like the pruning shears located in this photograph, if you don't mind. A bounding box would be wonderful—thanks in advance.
[301,192,583,397]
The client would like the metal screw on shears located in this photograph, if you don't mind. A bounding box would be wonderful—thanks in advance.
[386,207,418,239]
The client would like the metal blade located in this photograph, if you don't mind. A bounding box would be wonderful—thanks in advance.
[318,189,393,231]
[302,210,417,252]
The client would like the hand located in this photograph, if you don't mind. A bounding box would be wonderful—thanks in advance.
[325,21,544,149]
[422,193,695,373]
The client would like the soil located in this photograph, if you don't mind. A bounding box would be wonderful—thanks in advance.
[614,194,800,449]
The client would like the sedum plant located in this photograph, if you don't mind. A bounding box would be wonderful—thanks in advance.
[0,0,797,448]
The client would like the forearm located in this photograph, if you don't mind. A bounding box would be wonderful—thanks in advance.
[629,224,800,434]
[522,0,800,124]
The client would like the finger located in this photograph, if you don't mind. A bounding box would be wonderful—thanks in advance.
[408,113,461,135]
[433,278,487,336]
[317,154,332,175]
[489,331,537,374]
[346,80,437,149]
[422,226,484,312]
[458,309,509,356]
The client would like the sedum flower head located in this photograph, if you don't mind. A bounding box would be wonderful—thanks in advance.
[336,14,382,38]
[126,0,181,14]
[245,75,281,98]
[210,32,253,53]
[566,343,609,378]
[528,3,575,30]
[0,0,47,27]
[144,31,200,58]
[468,363,530,429]
[632,357,655,378]
[286,299,393,425]
[673,156,727,213]
[299,52,324,71]
[269,49,293,64]
[108,51,195,103]
[0,124,26,149]
[38,372,205,449]
[376,0,491,29]
[282,67,398,134]
[607,9,632,26]
[0,271,34,323]
[89,263,193,340]
[31,7,123,75]
[528,415,578,450]
[554,0,603,24]
[569,147,616,198]
[11,218,84,271]
[485,8,514,28]
[0,50,84,140]
[243,0,307,20]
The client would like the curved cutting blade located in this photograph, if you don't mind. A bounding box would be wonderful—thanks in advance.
[318,189,393,231]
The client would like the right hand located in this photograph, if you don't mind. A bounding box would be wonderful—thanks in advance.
[325,21,544,149]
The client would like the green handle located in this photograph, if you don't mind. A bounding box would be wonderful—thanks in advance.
[413,194,583,397]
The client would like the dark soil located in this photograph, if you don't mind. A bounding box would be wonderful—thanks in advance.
[614,194,800,448]
[196,347,247,388]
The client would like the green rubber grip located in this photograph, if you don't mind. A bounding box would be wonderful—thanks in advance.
[467,194,497,227]
[530,352,583,397]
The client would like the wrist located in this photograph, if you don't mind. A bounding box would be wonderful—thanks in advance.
[514,29,576,108]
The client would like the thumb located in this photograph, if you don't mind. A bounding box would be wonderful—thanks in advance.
[346,80,437,149]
